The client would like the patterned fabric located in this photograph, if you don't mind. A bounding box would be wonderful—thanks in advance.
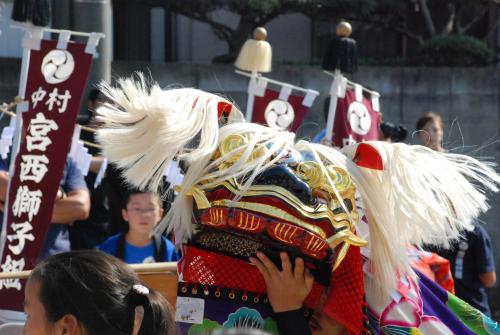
[176,282,279,335]
[323,246,366,335]
[180,245,267,294]
[366,270,500,335]
[408,246,454,294]
[447,294,500,334]
[179,245,324,309]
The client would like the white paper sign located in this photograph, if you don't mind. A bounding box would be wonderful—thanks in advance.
[175,296,205,324]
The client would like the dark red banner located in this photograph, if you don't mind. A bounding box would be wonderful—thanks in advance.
[252,88,311,132]
[0,39,92,311]
[331,89,381,147]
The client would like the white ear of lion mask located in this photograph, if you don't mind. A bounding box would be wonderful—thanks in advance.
[339,141,499,301]
[96,76,244,192]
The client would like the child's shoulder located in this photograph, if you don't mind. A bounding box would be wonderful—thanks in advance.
[160,235,175,249]
[98,233,123,253]
[159,235,179,261]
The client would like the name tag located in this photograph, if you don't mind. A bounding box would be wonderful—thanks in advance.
[175,297,205,324]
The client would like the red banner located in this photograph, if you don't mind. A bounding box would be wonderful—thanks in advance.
[330,89,381,147]
[0,39,92,311]
[252,88,312,132]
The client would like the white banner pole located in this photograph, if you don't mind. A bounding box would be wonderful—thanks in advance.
[245,71,258,122]
[0,24,43,323]
[0,25,42,259]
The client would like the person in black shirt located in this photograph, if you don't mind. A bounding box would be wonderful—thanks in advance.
[69,89,109,249]
[416,112,497,316]
[430,223,496,315]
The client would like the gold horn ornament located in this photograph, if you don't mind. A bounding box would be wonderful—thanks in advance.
[174,185,211,210]
[327,228,368,271]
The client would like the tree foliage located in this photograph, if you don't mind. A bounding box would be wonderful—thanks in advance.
[152,0,494,64]
[419,34,492,66]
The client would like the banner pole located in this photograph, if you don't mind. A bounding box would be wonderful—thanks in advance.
[236,70,319,95]
[245,70,258,122]
[0,26,100,313]
[326,95,338,143]
[0,25,42,257]
[326,70,343,143]
[0,25,43,322]
[0,262,179,280]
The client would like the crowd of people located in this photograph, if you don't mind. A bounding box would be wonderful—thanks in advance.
[0,88,497,335]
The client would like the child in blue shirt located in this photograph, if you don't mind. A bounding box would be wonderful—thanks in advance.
[99,189,179,263]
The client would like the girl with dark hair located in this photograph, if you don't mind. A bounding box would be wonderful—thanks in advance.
[416,112,445,152]
[23,250,176,335]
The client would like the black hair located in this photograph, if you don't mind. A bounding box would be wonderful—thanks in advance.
[380,121,408,142]
[88,88,103,103]
[416,112,443,131]
[29,250,175,335]
[123,188,161,209]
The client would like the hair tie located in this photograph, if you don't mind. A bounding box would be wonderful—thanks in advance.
[127,284,154,335]
[132,284,150,296]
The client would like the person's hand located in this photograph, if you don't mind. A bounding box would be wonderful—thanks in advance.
[250,251,314,313]
[54,187,66,201]
[0,170,9,190]
[0,171,9,212]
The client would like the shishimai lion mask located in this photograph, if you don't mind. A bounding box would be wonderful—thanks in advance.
[96,76,499,335]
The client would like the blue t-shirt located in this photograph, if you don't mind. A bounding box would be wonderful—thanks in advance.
[0,156,88,259]
[98,233,179,264]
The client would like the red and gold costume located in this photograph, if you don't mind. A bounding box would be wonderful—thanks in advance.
[97,77,500,334]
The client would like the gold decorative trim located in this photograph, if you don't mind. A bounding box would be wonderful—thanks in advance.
[296,161,324,189]
[333,243,351,271]
[175,185,211,210]
[211,199,327,238]
[327,230,368,248]
[207,181,356,230]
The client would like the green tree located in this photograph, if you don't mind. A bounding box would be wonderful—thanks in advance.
[338,0,493,45]
[151,0,494,64]
[150,0,376,62]
[312,0,495,65]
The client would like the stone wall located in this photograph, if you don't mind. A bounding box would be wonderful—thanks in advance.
[1,59,500,317]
